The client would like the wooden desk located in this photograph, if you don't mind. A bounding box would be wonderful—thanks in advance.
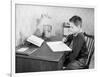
[16,36,69,73]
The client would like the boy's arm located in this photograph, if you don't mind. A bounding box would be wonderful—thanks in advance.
[69,33,85,61]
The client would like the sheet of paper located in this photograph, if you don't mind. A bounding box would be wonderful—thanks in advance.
[47,41,72,52]
[27,35,44,47]
[26,48,38,55]
[17,47,29,52]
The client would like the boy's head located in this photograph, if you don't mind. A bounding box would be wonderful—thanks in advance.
[67,16,82,35]
[69,15,82,28]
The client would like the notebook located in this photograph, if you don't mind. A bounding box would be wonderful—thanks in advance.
[47,41,72,52]
[16,47,37,56]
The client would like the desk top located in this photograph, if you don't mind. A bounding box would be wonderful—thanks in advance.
[16,36,69,62]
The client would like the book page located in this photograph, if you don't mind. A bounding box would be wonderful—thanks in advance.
[47,41,72,52]
[27,35,44,47]
[17,47,29,52]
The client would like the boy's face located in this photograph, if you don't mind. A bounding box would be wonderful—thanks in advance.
[67,22,80,35]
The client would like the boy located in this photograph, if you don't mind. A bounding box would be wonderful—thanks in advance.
[63,16,88,69]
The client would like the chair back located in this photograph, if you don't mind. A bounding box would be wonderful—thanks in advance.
[84,32,94,68]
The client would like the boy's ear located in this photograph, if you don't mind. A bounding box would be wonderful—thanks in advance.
[78,21,82,27]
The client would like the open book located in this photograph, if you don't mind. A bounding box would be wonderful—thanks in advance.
[16,47,38,56]
[47,41,72,52]
[27,35,44,47]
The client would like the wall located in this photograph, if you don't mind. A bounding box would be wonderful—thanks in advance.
[15,4,94,46]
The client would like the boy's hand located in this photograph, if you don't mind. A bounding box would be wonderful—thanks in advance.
[62,37,67,42]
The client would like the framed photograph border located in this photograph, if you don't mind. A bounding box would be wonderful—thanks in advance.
[11,0,96,77]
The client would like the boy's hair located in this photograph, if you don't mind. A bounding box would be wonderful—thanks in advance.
[69,15,82,27]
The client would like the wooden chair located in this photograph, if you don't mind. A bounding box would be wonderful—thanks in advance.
[83,32,94,69]
[63,32,94,70]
